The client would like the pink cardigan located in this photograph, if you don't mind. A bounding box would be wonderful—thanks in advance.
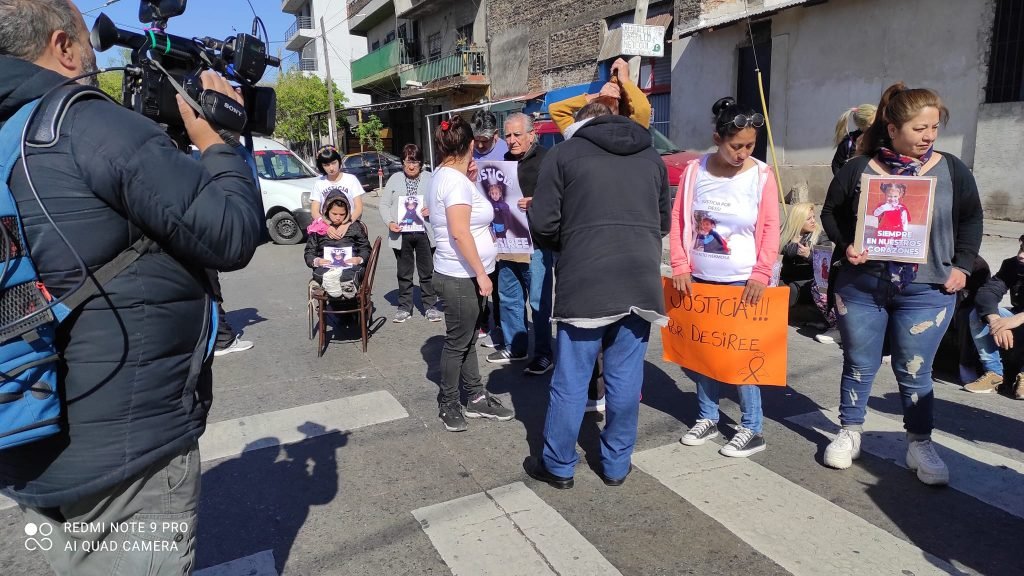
[669,156,781,285]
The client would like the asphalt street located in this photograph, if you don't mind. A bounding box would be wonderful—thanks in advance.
[0,200,1021,576]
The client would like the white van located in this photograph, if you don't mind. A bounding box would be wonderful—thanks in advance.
[249,137,318,244]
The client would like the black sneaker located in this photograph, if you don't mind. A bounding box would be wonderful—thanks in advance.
[680,419,718,446]
[464,394,514,421]
[439,403,467,432]
[719,427,766,458]
[485,349,527,364]
[523,456,573,489]
[523,356,554,375]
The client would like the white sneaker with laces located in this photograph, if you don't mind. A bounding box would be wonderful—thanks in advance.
[906,438,949,485]
[680,419,719,446]
[824,428,862,469]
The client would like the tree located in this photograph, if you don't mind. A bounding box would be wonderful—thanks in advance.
[273,67,347,146]
[356,114,384,153]
[97,48,132,102]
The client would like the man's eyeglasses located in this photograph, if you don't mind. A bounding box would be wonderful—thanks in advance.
[403,160,422,166]
[728,113,765,129]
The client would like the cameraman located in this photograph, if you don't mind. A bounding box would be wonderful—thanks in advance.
[0,1,262,574]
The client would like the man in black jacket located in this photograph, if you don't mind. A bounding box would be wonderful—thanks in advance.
[524,109,670,489]
[487,112,554,374]
[964,236,1024,398]
[0,1,262,574]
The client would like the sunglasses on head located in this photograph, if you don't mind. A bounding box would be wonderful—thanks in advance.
[319,145,338,155]
[728,113,765,129]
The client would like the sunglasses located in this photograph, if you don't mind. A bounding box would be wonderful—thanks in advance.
[728,113,765,129]
[318,145,338,154]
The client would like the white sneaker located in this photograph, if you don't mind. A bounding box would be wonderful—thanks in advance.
[214,336,253,357]
[477,331,496,348]
[824,428,862,469]
[906,438,949,486]
[585,397,606,413]
[814,327,841,344]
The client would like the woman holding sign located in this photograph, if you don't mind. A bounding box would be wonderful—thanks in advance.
[669,97,780,458]
[820,83,983,485]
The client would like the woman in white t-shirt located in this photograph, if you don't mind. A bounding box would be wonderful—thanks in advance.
[310,145,365,225]
[426,115,513,432]
[669,97,781,458]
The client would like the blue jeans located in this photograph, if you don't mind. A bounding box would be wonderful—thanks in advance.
[496,250,554,359]
[685,278,763,434]
[968,308,1012,376]
[835,267,955,435]
[542,313,651,480]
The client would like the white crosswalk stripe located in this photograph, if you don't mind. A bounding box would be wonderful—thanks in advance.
[412,482,622,576]
[633,441,956,576]
[0,391,408,511]
[787,408,1024,520]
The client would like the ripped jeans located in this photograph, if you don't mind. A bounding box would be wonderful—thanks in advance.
[834,266,955,436]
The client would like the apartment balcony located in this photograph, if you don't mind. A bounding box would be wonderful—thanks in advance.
[281,0,306,14]
[285,16,317,52]
[395,0,445,20]
[399,47,488,98]
[348,0,395,36]
[351,40,410,95]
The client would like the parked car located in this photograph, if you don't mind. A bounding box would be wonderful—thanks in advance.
[193,137,318,245]
[534,119,699,202]
[342,151,404,191]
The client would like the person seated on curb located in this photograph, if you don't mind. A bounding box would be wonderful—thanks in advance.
[779,202,836,344]
[550,57,652,135]
[964,236,1024,397]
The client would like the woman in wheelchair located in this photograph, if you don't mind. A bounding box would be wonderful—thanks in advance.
[305,191,371,300]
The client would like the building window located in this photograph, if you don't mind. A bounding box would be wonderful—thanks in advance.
[398,23,408,40]
[428,32,442,59]
[372,40,380,51]
[386,31,396,44]
[456,24,473,47]
[987,0,1024,103]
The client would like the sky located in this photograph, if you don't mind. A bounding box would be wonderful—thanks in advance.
[74,0,307,83]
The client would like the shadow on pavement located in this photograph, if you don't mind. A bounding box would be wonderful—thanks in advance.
[225,307,266,334]
[196,423,349,573]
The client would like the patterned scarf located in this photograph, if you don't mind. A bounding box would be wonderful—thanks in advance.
[876,146,934,290]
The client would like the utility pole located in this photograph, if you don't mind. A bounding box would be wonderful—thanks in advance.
[629,0,649,84]
[320,16,339,145]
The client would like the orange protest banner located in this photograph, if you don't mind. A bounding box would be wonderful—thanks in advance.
[661,279,789,386]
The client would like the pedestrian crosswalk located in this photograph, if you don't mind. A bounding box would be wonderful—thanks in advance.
[787,408,1024,520]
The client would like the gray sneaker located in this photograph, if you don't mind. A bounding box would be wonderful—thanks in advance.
[214,336,253,357]
[426,308,444,322]
[393,310,412,323]
[719,427,766,458]
[464,394,514,421]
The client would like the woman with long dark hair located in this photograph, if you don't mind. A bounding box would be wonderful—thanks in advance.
[426,116,513,432]
[820,83,983,485]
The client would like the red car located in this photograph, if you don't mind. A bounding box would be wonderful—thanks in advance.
[533,119,699,201]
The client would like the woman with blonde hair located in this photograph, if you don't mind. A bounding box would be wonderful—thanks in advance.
[779,203,836,342]
[831,104,877,175]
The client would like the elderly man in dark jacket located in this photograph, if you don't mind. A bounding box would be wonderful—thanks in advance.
[487,112,554,374]
[0,1,262,574]
[524,109,670,489]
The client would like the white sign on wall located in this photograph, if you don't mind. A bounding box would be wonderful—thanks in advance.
[620,24,666,58]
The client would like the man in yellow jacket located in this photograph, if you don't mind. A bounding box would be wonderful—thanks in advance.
[550,58,652,134]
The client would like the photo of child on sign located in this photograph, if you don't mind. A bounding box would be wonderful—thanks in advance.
[477,161,532,254]
[398,195,425,233]
[854,174,935,263]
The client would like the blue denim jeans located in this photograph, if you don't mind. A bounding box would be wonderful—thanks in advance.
[834,266,955,435]
[968,307,1012,375]
[497,250,554,359]
[542,313,651,480]
[685,278,763,433]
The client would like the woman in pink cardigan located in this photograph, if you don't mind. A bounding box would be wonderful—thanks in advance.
[669,97,780,458]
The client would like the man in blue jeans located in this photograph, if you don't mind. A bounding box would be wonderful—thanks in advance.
[525,104,670,488]
[964,236,1024,398]
[486,113,554,374]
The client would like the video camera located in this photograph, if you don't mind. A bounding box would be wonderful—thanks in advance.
[90,0,280,150]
